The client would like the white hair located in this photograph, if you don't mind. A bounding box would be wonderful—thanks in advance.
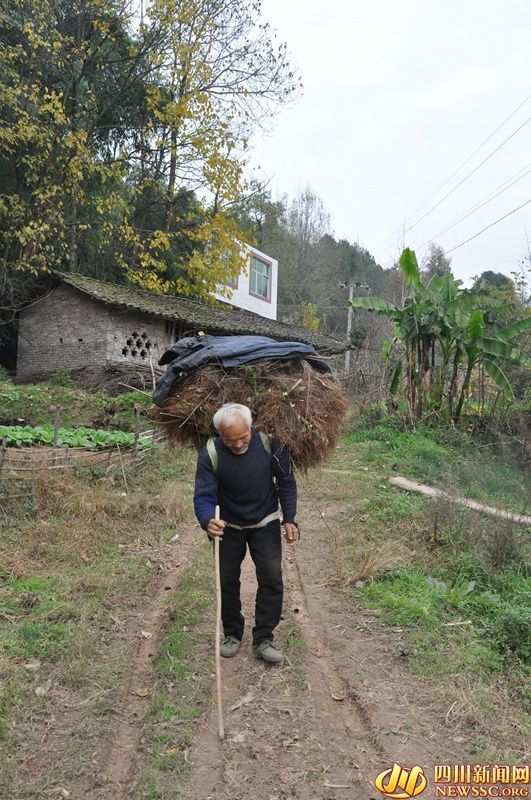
[213,403,252,431]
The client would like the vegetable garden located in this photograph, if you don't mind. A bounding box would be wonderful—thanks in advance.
[0,425,146,449]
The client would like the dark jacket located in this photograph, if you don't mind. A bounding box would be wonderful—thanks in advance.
[193,429,297,530]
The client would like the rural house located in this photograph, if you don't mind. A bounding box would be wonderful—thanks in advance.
[16,273,343,384]
[215,244,279,320]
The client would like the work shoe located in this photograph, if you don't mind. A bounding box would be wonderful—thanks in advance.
[220,635,241,658]
[253,639,285,665]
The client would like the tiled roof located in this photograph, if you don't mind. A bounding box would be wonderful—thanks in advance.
[55,272,345,354]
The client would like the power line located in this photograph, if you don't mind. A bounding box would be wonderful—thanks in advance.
[420,162,531,247]
[415,88,531,210]
[446,197,531,254]
[408,109,531,234]
[385,88,531,248]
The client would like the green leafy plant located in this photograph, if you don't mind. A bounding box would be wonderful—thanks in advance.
[0,425,147,449]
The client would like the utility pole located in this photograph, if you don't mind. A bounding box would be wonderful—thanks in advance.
[341,282,369,375]
[345,284,354,374]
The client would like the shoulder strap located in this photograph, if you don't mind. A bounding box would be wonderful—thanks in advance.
[206,437,218,474]
[258,431,271,455]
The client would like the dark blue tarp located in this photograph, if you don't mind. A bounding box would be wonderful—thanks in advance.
[153,334,331,406]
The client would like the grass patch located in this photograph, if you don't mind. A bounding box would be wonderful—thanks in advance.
[369,481,426,523]
[0,574,79,660]
[345,421,531,515]
[0,403,196,797]
[135,545,214,798]
[0,675,29,742]
[360,559,530,693]
[283,615,308,690]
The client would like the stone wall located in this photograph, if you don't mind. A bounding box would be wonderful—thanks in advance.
[17,284,184,382]
[17,285,111,380]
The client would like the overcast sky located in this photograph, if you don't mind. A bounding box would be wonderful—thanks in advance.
[250,0,531,287]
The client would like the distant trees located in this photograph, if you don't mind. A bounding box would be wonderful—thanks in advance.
[473,271,515,294]
[236,185,387,342]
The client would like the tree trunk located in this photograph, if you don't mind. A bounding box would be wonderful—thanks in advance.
[69,199,78,272]
[409,341,418,419]
[165,126,178,232]
[415,339,422,418]
[448,350,460,419]
[429,338,437,402]
[454,361,474,422]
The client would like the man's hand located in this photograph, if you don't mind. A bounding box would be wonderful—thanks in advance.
[207,518,226,538]
[283,522,299,544]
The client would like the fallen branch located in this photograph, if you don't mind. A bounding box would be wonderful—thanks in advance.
[444,620,472,627]
[389,476,531,526]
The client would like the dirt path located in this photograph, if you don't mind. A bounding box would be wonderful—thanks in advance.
[176,555,459,800]
[95,542,192,800]
[181,555,379,800]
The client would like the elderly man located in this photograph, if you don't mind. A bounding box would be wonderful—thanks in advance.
[194,403,298,665]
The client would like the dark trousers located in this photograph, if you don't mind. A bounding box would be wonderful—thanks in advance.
[218,519,283,646]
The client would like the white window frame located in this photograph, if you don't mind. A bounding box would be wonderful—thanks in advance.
[249,255,272,303]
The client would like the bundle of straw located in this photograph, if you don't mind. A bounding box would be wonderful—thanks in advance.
[151,360,348,471]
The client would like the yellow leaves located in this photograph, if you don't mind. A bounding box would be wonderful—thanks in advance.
[149,230,172,253]
[302,303,321,333]
[15,220,51,247]
[39,89,66,123]
[92,18,111,37]
[94,190,126,217]
[31,184,61,206]
[146,85,194,126]
[145,85,165,120]
[123,205,248,303]
[182,213,247,294]
[1,0,292,288]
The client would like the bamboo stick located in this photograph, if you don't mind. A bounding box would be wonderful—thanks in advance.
[214,504,224,740]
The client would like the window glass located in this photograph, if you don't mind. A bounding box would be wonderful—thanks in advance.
[250,256,270,299]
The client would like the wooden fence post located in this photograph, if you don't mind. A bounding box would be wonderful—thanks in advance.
[133,403,140,454]
[51,405,62,448]
[0,438,7,478]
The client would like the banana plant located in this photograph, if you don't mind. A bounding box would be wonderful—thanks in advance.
[350,248,531,421]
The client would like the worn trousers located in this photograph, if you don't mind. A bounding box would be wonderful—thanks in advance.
[218,519,283,646]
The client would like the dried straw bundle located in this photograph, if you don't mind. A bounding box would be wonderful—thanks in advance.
[151,360,348,471]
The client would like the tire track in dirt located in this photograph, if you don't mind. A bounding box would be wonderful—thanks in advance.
[283,548,389,762]
[95,527,199,800]
[181,545,385,800]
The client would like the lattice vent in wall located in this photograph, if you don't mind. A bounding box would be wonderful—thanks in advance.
[122,332,153,359]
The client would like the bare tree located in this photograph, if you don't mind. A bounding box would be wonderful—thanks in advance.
[422,242,452,283]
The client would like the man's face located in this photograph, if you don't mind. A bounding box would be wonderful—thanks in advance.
[218,418,252,455]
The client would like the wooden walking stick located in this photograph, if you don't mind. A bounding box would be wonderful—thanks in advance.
[214,505,224,740]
